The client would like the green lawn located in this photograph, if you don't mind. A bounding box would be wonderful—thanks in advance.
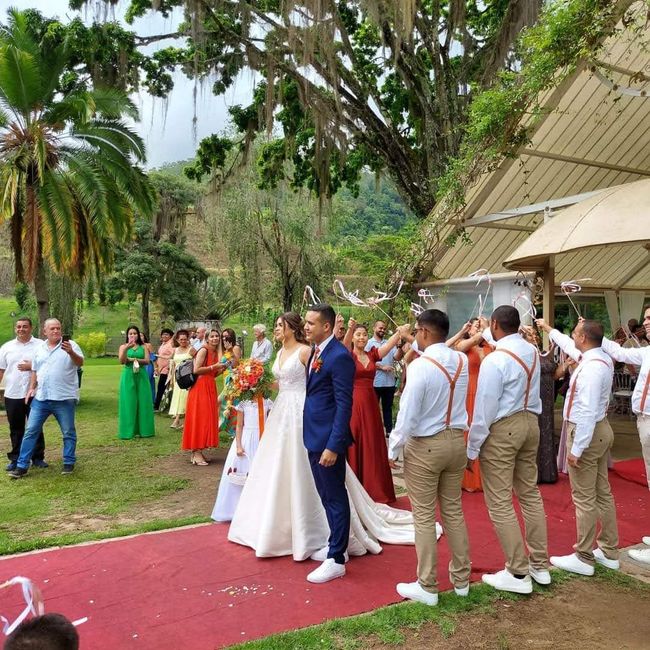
[0,358,214,555]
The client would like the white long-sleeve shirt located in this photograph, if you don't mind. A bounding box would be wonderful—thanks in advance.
[251,337,273,363]
[388,343,469,460]
[601,337,650,415]
[550,329,614,457]
[468,333,542,460]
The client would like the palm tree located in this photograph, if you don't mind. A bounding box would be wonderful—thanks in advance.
[0,9,154,327]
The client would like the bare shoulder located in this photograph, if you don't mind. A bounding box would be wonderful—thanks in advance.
[298,345,311,365]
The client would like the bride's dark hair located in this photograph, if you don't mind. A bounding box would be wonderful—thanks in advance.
[280,312,306,344]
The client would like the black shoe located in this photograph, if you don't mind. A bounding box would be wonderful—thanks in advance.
[61,464,74,475]
[32,459,49,468]
[9,467,28,479]
[5,461,17,471]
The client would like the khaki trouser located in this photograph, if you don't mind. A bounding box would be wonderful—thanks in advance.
[403,428,470,593]
[638,414,650,490]
[566,419,619,564]
[480,411,548,575]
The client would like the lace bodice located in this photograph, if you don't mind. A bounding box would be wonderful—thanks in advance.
[272,348,307,392]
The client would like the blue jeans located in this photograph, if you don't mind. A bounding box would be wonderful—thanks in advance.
[17,399,77,469]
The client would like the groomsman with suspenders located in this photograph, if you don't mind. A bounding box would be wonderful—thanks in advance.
[600,304,650,564]
[468,306,549,594]
[536,317,619,575]
[388,309,471,605]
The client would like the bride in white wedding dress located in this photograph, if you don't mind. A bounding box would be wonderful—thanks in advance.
[227,312,421,561]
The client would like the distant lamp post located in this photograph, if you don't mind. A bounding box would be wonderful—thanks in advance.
[240,330,248,356]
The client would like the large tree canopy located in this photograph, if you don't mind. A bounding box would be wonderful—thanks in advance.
[75,0,543,220]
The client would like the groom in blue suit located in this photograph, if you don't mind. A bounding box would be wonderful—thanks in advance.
[304,304,355,583]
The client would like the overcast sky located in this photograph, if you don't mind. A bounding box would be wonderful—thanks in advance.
[0,0,257,168]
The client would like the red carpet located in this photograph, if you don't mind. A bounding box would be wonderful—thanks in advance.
[1,468,648,649]
[612,458,648,487]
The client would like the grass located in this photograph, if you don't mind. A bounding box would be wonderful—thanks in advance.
[0,358,213,555]
[231,567,646,649]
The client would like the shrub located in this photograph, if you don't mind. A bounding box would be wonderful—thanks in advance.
[76,331,108,358]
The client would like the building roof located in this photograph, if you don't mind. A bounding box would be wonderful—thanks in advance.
[426,2,650,292]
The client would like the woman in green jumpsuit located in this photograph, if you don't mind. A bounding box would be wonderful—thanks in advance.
[118,326,155,439]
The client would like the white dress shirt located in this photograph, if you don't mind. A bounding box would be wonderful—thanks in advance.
[468,333,542,460]
[251,337,273,363]
[308,333,335,375]
[33,340,84,401]
[0,337,42,399]
[388,343,469,460]
[601,337,650,415]
[550,329,613,457]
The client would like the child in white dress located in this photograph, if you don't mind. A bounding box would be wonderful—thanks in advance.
[211,398,272,522]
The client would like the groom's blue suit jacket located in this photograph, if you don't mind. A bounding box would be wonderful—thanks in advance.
[303,338,355,455]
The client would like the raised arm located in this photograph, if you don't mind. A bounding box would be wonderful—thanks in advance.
[378,324,411,358]
[343,318,356,350]
[601,337,646,366]
[537,319,581,362]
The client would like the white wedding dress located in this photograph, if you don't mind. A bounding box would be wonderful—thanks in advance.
[227,348,418,560]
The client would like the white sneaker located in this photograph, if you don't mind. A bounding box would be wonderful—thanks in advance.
[396,581,438,606]
[310,547,349,563]
[593,547,620,570]
[306,558,346,584]
[454,584,469,597]
[482,569,532,594]
[550,553,594,576]
[529,567,552,585]
[642,536,650,546]
[629,547,650,564]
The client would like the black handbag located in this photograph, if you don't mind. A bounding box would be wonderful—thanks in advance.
[175,358,197,390]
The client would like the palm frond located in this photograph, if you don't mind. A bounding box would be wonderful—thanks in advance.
[0,45,41,114]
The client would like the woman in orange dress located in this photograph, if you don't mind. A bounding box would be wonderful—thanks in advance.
[182,329,225,465]
[453,319,493,492]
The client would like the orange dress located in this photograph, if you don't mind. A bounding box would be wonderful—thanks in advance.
[182,348,220,450]
[462,345,491,492]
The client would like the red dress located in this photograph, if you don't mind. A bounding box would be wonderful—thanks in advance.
[182,348,220,450]
[347,347,396,503]
[462,344,492,492]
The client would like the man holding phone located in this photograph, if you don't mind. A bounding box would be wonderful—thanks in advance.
[9,319,84,478]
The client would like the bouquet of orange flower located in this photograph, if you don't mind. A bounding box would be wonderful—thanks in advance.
[222,358,274,406]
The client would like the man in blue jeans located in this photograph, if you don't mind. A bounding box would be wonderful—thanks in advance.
[9,318,84,479]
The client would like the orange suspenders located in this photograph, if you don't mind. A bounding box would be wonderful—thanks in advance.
[422,355,464,425]
[496,349,538,410]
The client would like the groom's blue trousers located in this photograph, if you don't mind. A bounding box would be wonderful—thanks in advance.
[308,451,350,564]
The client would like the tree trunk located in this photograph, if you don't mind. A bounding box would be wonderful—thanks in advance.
[142,287,150,340]
[33,259,49,335]
[282,276,293,312]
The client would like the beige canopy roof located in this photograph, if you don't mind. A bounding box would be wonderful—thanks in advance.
[420,0,650,294]
[503,179,650,282]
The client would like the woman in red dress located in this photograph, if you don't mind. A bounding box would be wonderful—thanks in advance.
[344,320,410,503]
[182,329,225,465]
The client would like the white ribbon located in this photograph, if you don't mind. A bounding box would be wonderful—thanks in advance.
[560,278,591,318]
[469,269,492,318]
[303,285,321,307]
[1,577,45,637]
[416,288,437,304]
[512,292,537,321]
[410,302,425,316]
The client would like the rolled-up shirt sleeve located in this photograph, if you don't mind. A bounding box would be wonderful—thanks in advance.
[570,373,601,458]
[388,366,425,460]
[467,359,502,459]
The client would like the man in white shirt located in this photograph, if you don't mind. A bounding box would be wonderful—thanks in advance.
[537,317,619,575]
[598,304,650,565]
[389,309,471,606]
[191,327,206,351]
[9,318,84,479]
[0,318,46,471]
[250,324,273,363]
[469,306,549,594]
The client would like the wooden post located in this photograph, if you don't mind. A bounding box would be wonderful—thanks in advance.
[543,256,555,346]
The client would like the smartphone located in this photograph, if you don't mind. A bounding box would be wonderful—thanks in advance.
[62,335,71,342]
